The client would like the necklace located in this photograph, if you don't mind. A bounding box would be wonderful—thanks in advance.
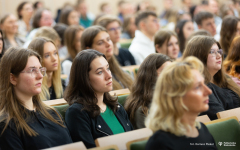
[100,107,107,113]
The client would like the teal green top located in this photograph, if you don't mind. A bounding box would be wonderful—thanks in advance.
[100,106,125,135]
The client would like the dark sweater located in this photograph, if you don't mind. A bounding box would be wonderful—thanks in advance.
[0,109,72,150]
[199,83,240,120]
[115,48,136,66]
[146,123,217,150]
[49,79,66,100]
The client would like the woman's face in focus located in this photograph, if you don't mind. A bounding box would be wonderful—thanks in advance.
[182,69,212,114]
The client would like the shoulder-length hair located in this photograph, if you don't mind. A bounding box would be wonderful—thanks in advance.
[154,29,178,56]
[220,15,240,55]
[145,56,203,135]
[175,19,192,53]
[223,36,240,79]
[28,37,63,100]
[0,47,64,136]
[183,35,240,97]
[80,25,133,90]
[64,25,84,59]
[59,7,76,25]
[64,49,118,118]
[125,53,172,124]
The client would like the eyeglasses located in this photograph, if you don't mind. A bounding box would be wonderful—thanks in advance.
[21,67,46,77]
[108,27,122,32]
[209,49,223,57]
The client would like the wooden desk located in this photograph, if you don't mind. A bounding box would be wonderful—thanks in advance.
[109,88,130,96]
[43,98,67,106]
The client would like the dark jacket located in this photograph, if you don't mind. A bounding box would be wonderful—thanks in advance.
[200,83,240,120]
[65,103,133,148]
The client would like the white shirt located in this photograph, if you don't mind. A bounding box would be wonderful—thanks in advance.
[129,30,155,65]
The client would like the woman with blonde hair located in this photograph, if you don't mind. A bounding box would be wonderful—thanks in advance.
[28,37,64,100]
[146,56,216,149]
[183,35,240,120]
[80,25,133,90]
[154,29,180,60]
[0,47,72,149]
[223,36,240,86]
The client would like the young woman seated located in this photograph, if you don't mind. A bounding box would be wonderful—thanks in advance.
[64,49,133,148]
[124,53,171,129]
[145,56,217,150]
[182,35,240,120]
[154,29,180,60]
[80,25,133,90]
[28,37,64,100]
[0,47,72,150]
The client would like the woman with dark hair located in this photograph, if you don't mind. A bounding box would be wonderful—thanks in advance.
[125,53,171,129]
[80,25,133,90]
[223,36,240,87]
[154,29,180,60]
[121,15,137,39]
[17,1,33,39]
[62,25,84,77]
[0,29,5,61]
[0,47,72,149]
[0,14,25,51]
[220,15,240,57]
[183,35,240,120]
[59,7,79,26]
[64,49,133,148]
[175,19,194,55]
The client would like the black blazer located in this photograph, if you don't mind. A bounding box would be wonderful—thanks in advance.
[65,103,133,148]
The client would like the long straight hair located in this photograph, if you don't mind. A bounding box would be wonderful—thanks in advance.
[183,35,240,97]
[125,54,172,124]
[0,47,65,136]
[80,25,133,90]
[28,37,63,100]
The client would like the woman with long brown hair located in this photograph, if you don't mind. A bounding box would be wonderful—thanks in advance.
[223,36,240,87]
[62,25,84,77]
[125,53,171,129]
[0,47,72,149]
[28,37,64,100]
[220,15,240,57]
[81,25,133,90]
[64,49,133,148]
[183,35,240,120]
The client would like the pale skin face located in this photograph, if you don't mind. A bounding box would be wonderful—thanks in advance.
[68,10,79,25]
[207,43,222,77]
[198,18,216,36]
[183,21,194,39]
[91,31,113,61]
[182,69,212,114]
[106,21,121,44]
[74,30,83,52]
[10,56,43,99]
[1,14,18,35]
[89,56,112,96]
[141,15,160,38]
[39,10,53,27]
[20,3,33,20]
[157,61,171,76]
[43,42,58,72]
[156,36,179,59]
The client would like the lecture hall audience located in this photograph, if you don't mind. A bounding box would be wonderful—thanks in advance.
[1,0,240,149]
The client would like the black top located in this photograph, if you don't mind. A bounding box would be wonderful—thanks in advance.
[49,79,66,100]
[146,123,217,150]
[200,83,240,120]
[115,48,136,66]
[0,109,72,150]
[65,103,133,148]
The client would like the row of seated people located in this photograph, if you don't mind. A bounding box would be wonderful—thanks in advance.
[0,43,239,149]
